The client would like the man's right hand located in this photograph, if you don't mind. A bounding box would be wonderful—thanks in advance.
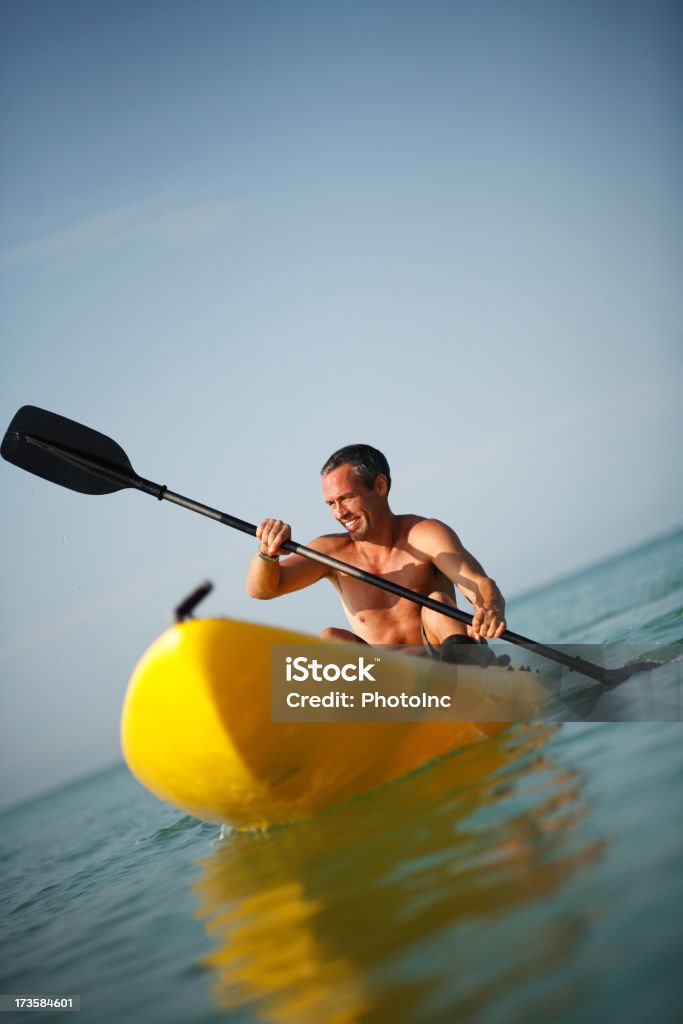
[256,518,291,559]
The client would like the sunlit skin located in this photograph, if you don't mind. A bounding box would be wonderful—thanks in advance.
[246,463,506,646]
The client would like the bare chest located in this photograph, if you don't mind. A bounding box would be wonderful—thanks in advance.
[330,548,450,643]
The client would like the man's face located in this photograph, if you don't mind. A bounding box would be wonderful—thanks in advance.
[321,464,387,541]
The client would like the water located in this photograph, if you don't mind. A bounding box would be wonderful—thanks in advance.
[1,528,682,1023]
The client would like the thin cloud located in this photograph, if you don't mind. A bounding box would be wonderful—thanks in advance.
[0,192,241,270]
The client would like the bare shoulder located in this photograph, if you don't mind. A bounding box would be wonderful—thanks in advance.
[306,531,354,557]
[404,515,462,553]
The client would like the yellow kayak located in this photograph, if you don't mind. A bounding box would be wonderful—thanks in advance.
[121,618,543,828]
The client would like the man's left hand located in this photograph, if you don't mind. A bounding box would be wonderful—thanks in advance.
[470,601,506,640]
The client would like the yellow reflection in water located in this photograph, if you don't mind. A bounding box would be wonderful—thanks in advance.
[193,726,603,1023]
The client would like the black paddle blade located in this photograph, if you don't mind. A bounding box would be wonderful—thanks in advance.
[1,406,137,495]
[605,660,661,685]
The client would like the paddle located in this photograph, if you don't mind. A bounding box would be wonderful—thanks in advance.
[2,405,658,686]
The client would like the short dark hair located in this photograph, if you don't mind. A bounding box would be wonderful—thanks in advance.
[321,444,391,493]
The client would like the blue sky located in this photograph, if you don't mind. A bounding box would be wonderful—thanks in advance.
[1,0,681,808]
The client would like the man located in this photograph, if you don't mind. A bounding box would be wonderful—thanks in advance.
[246,444,508,664]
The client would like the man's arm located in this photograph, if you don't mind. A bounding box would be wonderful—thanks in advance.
[413,518,507,638]
[246,518,330,599]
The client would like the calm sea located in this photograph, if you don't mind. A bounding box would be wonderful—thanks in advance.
[1,529,682,1023]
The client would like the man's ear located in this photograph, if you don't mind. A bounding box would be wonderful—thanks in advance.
[374,474,389,497]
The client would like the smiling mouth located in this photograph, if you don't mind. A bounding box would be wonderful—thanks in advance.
[342,516,361,532]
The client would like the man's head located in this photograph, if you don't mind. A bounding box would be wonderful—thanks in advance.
[320,444,391,493]
[320,445,391,540]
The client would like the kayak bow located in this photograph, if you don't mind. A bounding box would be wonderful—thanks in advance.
[121,617,543,828]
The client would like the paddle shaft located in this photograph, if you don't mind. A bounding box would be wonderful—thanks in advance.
[23,434,615,684]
